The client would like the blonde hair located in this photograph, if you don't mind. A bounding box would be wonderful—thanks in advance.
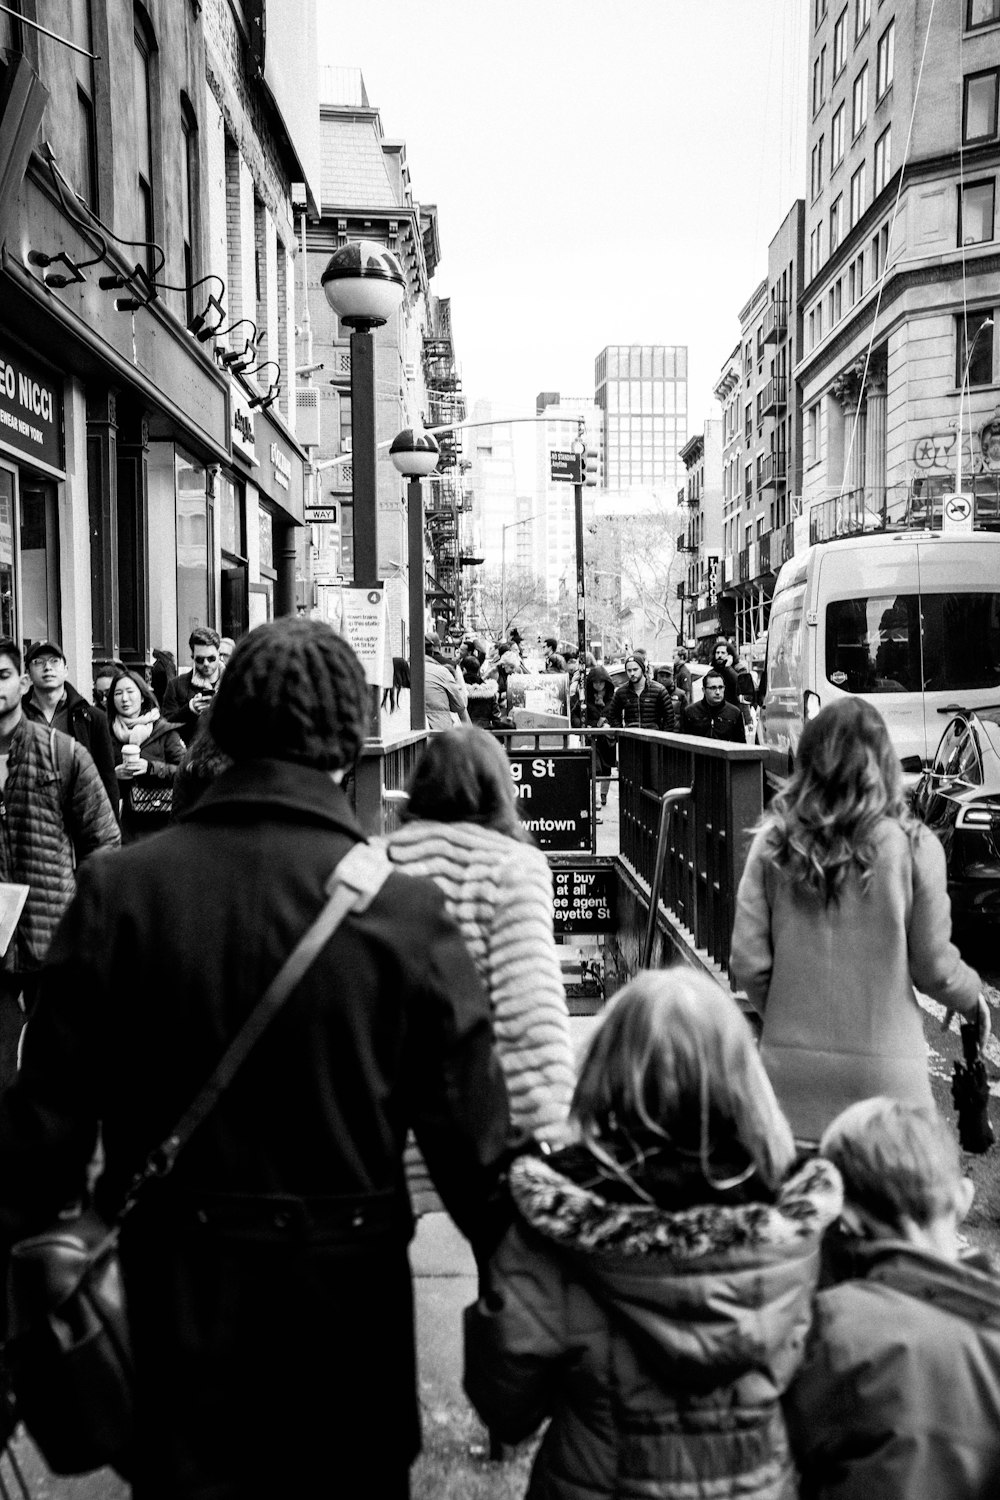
[763,697,913,904]
[821,1098,963,1230]
[572,969,795,1192]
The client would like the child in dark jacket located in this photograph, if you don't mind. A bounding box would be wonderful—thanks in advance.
[464,970,842,1500]
[786,1097,1000,1500]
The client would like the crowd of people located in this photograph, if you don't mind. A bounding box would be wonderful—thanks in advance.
[0,619,994,1498]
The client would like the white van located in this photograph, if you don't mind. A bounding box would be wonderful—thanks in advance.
[758,530,1000,773]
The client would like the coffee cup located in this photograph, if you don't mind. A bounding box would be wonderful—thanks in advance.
[121,745,140,773]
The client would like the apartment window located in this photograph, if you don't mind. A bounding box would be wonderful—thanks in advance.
[964,69,1000,143]
[832,102,845,165]
[813,47,827,114]
[816,0,828,24]
[957,310,995,387]
[811,137,825,199]
[808,403,820,464]
[967,0,1000,28]
[874,124,892,194]
[850,161,866,224]
[65,2,98,210]
[829,279,842,324]
[959,179,996,244]
[180,100,197,326]
[833,6,848,73]
[876,19,895,99]
[856,0,871,39]
[853,64,869,135]
[817,303,824,341]
[133,16,155,275]
[745,403,752,440]
[809,221,825,277]
[745,463,753,501]
[254,195,267,361]
[849,252,865,304]
[872,221,890,277]
[830,194,843,252]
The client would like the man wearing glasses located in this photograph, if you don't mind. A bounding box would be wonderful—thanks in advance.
[22,641,119,814]
[161,628,223,745]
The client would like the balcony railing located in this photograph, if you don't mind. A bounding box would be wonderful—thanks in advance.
[760,376,787,415]
[762,299,788,343]
[759,449,788,488]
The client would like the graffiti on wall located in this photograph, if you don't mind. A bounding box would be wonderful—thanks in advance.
[913,409,1000,474]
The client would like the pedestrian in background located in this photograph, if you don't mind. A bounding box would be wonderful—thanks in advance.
[787,1097,1000,1500]
[22,639,120,815]
[681,668,746,742]
[0,619,510,1499]
[464,969,842,1500]
[107,668,185,841]
[161,628,223,746]
[150,648,177,707]
[460,654,509,734]
[711,637,741,706]
[583,661,616,812]
[386,727,573,1147]
[730,697,988,1145]
[423,633,470,730]
[0,638,119,1086]
[608,653,675,731]
[673,644,693,700]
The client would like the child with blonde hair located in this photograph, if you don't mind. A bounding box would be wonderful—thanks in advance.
[787,1097,1000,1499]
[464,969,842,1500]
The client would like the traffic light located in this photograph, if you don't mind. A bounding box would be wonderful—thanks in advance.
[582,446,599,486]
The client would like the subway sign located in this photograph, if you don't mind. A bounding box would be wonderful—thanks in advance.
[0,345,62,471]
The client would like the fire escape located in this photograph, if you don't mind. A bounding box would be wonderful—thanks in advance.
[422,301,469,634]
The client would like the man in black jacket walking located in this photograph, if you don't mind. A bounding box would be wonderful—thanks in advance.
[22,640,119,814]
[682,669,747,743]
[608,654,676,731]
[0,619,509,1500]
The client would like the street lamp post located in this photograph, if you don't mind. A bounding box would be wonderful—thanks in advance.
[321,240,406,740]
[956,315,994,498]
[390,427,440,731]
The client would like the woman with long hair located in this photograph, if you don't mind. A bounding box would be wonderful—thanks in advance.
[385,727,573,1146]
[465,969,842,1500]
[107,668,185,841]
[731,697,987,1144]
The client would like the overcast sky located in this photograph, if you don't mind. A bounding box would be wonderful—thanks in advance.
[317,1,807,437]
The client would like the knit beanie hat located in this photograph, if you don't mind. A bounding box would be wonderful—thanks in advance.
[210,618,369,772]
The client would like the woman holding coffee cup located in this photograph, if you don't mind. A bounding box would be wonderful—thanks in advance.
[107,670,185,842]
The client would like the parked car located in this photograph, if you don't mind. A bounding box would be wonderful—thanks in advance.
[911,703,1000,926]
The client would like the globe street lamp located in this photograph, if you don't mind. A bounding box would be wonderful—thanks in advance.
[321,241,406,732]
[390,427,440,730]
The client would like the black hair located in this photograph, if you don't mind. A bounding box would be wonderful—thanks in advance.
[189,627,221,652]
[209,618,369,772]
[403,727,528,841]
[0,638,21,672]
[107,669,159,729]
[703,669,726,689]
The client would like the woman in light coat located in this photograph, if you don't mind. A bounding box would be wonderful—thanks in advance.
[385,727,573,1147]
[730,697,988,1144]
[464,970,842,1500]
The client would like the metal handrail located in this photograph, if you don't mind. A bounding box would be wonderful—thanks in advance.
[641,786,693,968]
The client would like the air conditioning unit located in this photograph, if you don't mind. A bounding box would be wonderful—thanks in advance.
[296,387,321,448]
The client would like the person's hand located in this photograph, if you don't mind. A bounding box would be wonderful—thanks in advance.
[115,758,148,779]
[977,994,992,1049]
[191,693,211,715]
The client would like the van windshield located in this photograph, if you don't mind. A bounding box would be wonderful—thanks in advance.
[826,592,1000,694]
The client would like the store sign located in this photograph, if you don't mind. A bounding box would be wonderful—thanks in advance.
[507,752,593,852]
[231,384,257,465]
[0,345,62,471]
[269,442,291,490]
[707,554,720,606]
[552,865,617,934]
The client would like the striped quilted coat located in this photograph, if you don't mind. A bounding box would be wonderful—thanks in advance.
[385,820,574,1145]
[0,718,120,971]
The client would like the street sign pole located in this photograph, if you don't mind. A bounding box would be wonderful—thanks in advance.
[574,480,587,659]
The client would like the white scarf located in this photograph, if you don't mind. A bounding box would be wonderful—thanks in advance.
[113,707,160,746]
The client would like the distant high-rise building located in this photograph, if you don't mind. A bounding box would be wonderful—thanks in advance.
[594,345,689,497]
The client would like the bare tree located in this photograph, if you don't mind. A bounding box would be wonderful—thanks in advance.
[613,509,687,645]
[474,566,550,642]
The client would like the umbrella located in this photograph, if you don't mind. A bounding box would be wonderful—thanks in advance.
[951,1019,995,1156]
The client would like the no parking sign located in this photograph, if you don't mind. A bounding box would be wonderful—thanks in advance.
[942,492,974,534]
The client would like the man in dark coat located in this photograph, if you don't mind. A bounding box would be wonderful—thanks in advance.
[0,619,510,1500]
[22,639,119,814]
[160,627,222,745]
[711,637,741,706]
[608,654,676,731]
[682,669,747,742]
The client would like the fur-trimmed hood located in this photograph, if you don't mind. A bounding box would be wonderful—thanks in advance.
[463,681,499,700]
[508,1151,842,1387]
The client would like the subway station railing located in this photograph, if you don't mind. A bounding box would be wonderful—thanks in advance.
[352,726,790,986]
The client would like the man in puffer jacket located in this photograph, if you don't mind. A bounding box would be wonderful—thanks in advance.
[0,639,120,1085]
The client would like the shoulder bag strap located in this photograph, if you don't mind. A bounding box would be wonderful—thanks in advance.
[121,841,393,1214]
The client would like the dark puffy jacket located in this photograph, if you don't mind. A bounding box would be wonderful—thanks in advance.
[465,1151,842,1500]
[464,681,508,732]
[23,680,119,815]
[0,718,120,971]
[608,679,675,731]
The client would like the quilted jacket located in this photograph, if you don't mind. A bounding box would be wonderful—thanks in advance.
[465,1149,843,1500]
[0,717,120,971]
[385,820,574,1145]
